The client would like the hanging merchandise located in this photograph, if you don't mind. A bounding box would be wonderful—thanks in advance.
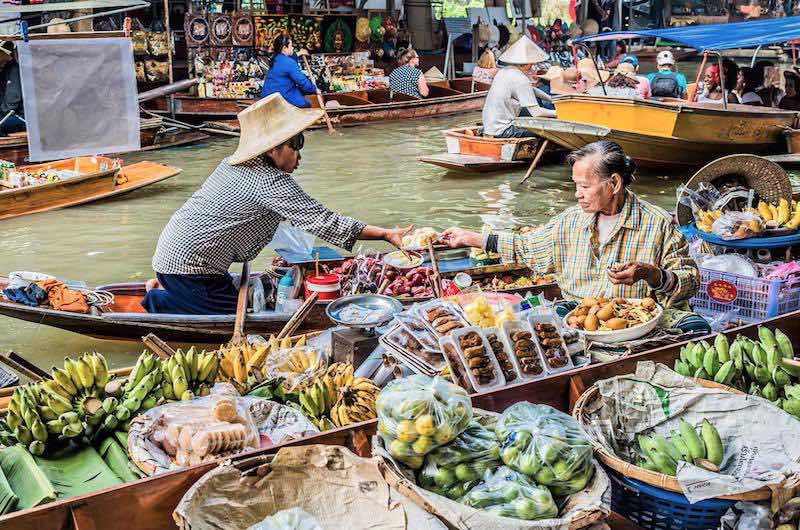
[289,16,322,52]
[144,59,170,82]
[131,30,148,54]
[323,17,354,54]
[355,16,371,45]
[210,14,233,47]
[185,13,210,47]
[147,32,169,57]
[254,16,289,50]
[232,14,254,47]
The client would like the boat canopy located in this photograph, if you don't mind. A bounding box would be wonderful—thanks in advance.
[0,0,148,14]
[573,15,800,51]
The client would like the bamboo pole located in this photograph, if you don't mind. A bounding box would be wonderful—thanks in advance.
[519,139,549,185]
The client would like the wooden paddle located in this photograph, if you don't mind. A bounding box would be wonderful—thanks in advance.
[141,333,177,360]
[301,56,336,135]
[276,291,319,340]
[231,261,251,344]
[519,139,549,185]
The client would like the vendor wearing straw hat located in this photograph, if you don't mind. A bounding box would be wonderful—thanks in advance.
[143,94,410,314]
[481,36,556,139]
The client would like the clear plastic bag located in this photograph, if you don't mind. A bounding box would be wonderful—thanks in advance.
[268,221,315,257]
[417,420,501,499]
[246,507,323,530]
[376,375,473,469]
[495,403,594,496]
[711,212,764,240]
[459,465,558,520]
[262,346,328,393]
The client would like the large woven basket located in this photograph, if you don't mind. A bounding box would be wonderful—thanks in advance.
[572,378,771,502]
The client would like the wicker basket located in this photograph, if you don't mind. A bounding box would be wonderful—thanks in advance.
[572,378,772,502]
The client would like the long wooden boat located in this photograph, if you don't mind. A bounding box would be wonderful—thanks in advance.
[0,157,182,221]
[0,118,209,166]
[419,126,541,173]
[0,263,558,342]
[517,95,799,169]
[2,306,795,529]
[146,78,489,128]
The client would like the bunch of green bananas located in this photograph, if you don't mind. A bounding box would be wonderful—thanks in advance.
[636,419,723,476]
[674,327,800,418]
[3,384,49,455]
[161,347,219,402]
[111,352,164,429]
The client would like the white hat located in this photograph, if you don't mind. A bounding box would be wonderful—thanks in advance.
[228,94,323,165]
[657,50,675,66]
[498,36,547,65]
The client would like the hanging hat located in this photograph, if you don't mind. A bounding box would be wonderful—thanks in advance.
[498,35,547,65]
[577,57,610,83]
[580,19,599,35]
[676,154,792,226]
[228,94,323,165]
[424,66,445,82]
[550,67,598,95]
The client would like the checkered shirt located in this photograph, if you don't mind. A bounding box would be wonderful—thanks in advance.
[152,157,366,275]
[492,190,699,308]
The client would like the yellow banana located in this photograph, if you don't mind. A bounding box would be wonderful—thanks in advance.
[778,198,791,226]
[768,203,780,222]
[758,201,773,221]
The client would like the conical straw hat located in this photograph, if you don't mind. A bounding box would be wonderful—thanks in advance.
[228,94,323,165]
[498,35,547,65]
[424,66,445,82]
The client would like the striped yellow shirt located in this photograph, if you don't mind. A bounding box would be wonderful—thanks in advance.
[493,190,699,308]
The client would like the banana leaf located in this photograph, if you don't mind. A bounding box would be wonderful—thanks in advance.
[33,446,122,500]
[114,430,128,449]
[98,437,142,482]
[0,464,18,515]
[0,444,55,510]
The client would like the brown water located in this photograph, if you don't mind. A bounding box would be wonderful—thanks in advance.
[0,113,683,371]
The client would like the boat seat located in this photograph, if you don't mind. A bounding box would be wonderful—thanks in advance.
[104,311,298,323]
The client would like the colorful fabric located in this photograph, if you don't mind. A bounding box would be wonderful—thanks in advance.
[35,279,89,313]
[261,53,316,108]
[141,273,238,314]
[2,283,47,307]
[492,190,699,308]
[389,65,423,98]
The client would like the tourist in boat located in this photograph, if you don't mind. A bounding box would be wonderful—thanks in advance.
[779,69,800,111]
[472,49,498,86]
[754,60,784,107]
[439,140,702,315]
[646,50,687,99]
[388,47,429,98]
[481,36,555,138]
[604,42,627,69]
[142,94,410,315]
[260,34,318,108]
[0,42,24,136]
[697,65,738,104]
[618,55,651,98]
[737,67,764,106]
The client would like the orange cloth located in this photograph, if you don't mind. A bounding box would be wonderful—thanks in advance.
[35,279,89,313]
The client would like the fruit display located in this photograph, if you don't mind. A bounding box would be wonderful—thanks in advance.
[296,362,380,430]
[673,327,800,419]
[327,256,435,299]
[634,419,724,475]
[532,322,569,370]
[420,301,468,336]
[462,296,514,329]
[417,420,501,499]
[475,274,555,291]
[696,199,800,234]
[159,348,219,402]
[376,375,472,469]
[502,322,544,377]
[460,466,558,520]
[401,227,440,249]
[485,330,517,383]
[453,329,504,388]
[495,403,594,497]
[215,335,310,394]
[566,297,660,332]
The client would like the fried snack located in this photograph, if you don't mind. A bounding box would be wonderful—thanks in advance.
[534,323,568,370]
[509,328,543,376]
[457,331,496,385]
[191,423,248,457]
[567,297,659,331]
[213,397,238,422]
[486,332,516,382]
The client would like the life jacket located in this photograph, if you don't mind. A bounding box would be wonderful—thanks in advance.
[650,71,680,98]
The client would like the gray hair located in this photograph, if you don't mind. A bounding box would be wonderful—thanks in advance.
[567,140,637,187]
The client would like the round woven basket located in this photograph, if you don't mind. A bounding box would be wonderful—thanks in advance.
[572,378,772,502]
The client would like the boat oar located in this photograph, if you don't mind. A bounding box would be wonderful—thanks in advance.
[141,333,177,360]
[301,56,336,135]
[276,291,319,340]
[427,240,443,298]
[231,261,251,344]
[519,139,549,185]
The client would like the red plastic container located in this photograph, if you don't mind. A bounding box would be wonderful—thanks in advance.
[304,273,341,300]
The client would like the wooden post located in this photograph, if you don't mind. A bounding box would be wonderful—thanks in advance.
[691,51,708,102]
[519,139,549,185]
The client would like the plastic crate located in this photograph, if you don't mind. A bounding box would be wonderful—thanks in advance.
[609,469,734,530]
[690,266,800,324]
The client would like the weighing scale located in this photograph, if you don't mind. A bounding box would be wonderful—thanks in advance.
[326,294,403,366]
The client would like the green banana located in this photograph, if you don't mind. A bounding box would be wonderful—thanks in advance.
[781,358,800,377]
[715,334,730,363]
[694,367,709,380]
[670,431,691,460]
[52,367,78,396]
[766,345,781,372]
[730,341,744,371]
[739,337,755,360]
[28,441,45,456]
[653,434,683,463]
[714,360,734,385]
[758,327,778,354]
[773,367,792,387]
[775,329,794,358]
[703,347,720,378]
[755,365,772,385]
[649,448,678,476]
[745,362,757,380]
[102,397,118,414]
[46,419,65,434]
[762,382,779,402]
[679,419,706,460]
[679,345,689,363]
[700,420,723,466]
[752,344,767,366]
[674,360,691,377]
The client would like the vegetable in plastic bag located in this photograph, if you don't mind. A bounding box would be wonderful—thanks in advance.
[246,507,323,530]
[377,375,472,469]
[711,212,764,240]
[460,466,558,520]
[495,402,594,496]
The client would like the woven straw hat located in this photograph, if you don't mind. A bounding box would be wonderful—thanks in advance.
[613,62,637,80]
[577,57,610,83]
[499,36,547,65]
[550,67,598,95]
[676,154,792,226]
[581,19,600,35]
[228,94,323,165]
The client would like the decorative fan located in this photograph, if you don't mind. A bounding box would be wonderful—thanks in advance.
[210,14,233,46]
[184,14,209,47]
[232,14,254,46]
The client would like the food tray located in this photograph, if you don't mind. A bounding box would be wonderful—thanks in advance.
[394,312,440,352]
[483,326,521,384]
[563,300,663,344]
[448,326,506,392]
[415,299,469,338]
[438,336,475,392]
[499,320,547,381]
[380,323,445,372]
[527,311,574,375]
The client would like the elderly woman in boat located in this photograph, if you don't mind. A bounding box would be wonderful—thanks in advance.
[440,140,706,331]
[142,94,409,314]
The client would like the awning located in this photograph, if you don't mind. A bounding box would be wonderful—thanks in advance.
[574,16,800,51]
[0,0,148,14]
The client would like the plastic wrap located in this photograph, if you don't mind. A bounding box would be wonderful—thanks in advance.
[262,346,328,393]
[246,507,323,530]
[711,212,764,240]
[376,375,472,469]
[495,403,594,496]
[459,466,558,520]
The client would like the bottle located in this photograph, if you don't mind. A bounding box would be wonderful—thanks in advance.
[275,270,294,312]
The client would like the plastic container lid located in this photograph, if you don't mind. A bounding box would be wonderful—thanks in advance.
[305,273,340,286]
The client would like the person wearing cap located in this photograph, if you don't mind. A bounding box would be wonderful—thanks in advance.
[646,50,687,99]
[481,36,556,139]
[0,41,24,136]
[617,55,650,99]
[142,94,409,314]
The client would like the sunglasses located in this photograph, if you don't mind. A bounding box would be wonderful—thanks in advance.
[286,133,305,152]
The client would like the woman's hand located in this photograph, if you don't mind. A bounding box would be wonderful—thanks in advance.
[440,227,483,249]
[607,262,661,287]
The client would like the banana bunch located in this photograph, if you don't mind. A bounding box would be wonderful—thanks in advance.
[106,351,164,430]
[674,327,800,418]
[636,419,723,476]
[4,384,49,455]
[217,342,266,394]
[296,362,380,429]
[330,377,380,428]
[747,199,800,230]
[162,347,218,401]
[695,209,723,233]
[297,362,353,424]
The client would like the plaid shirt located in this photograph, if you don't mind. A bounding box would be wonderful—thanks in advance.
[493,190,699,308]
[152,157,365,275]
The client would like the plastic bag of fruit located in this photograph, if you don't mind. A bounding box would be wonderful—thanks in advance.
[495,402,594,496]
[417,420,501,498]
[460,466,558,520]
[376,375,472,469]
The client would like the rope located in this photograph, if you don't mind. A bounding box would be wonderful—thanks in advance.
[77,288,115,307]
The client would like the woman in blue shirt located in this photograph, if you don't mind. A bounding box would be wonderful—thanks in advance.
[261,34,317,108]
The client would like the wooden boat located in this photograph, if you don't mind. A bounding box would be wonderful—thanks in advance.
[0,118,209,166]
[419,126,541,173]
[517,95,799,169]
[146,78,490,128]
[0,263,558,342]
[2,306,795,529]
[0,157,181,221]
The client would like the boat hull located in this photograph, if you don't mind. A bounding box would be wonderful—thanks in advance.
[418,153,527,172]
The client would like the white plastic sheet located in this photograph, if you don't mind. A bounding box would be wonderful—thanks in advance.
[17,38,140,162]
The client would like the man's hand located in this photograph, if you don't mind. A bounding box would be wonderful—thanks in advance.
[384,225,413,248]
[440,227,483,249]
[607,262,661,287]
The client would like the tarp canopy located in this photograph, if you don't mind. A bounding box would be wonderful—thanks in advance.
[574,15,800,51]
